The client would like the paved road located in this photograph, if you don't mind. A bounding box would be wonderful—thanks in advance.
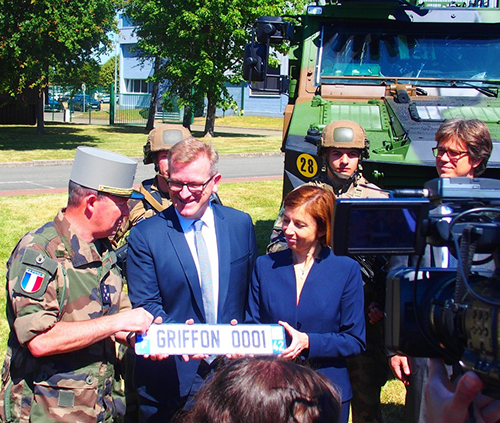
[0,153,284,196]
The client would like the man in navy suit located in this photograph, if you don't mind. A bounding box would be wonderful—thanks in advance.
[126,138,258,422]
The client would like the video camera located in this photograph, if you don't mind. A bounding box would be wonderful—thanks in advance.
[332,177,500,397]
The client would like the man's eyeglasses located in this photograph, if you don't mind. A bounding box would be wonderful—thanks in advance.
[167,175,215,194]
[432,147,468,160]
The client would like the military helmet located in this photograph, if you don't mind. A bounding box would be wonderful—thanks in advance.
[320,120,367,150]
[318,120,370,161]
[143,124,193,165]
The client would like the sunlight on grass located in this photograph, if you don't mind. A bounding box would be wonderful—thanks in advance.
[381,379,406,422]
[193,115,284,130]
[204,135,282,155]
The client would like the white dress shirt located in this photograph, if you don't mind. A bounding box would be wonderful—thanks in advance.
[175,204,219,319]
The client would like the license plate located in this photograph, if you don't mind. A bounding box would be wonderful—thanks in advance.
[135,324,286,356]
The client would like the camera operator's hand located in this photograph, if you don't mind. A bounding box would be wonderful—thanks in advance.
[389,354,411,386]
[426,358,500,423]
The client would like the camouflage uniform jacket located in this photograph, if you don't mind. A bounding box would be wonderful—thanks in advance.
[113,177,171,244]
[0,209,131,423]
[129,177,171,227]
[311,171,388,199]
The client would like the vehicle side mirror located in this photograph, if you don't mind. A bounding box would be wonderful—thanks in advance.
[243,43,267,82]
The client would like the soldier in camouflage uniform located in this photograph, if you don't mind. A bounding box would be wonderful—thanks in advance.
[268,120,387,252]
[269,121,390,423]
[0,147,154,423]
[130,124,193,226]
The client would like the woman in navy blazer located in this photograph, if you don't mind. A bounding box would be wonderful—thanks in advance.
[246,185,365,423]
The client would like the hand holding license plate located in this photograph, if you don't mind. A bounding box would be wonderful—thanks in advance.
[135,323,286,356]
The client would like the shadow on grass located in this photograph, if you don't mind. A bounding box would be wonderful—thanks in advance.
[0,123,98,152]
[0,123,148,153]
[98,125,149,135]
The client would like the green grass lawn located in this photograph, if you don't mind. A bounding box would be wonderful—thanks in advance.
[192,115,284,130]
[2,116,283,162]
[0,124,282,163]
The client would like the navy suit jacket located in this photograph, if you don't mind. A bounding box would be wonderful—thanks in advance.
[127,203,258,403]
[245,247,365,402]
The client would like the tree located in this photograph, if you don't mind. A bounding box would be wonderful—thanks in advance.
[99,55,119,89]
[52,59,102,92]
[0,0,118,133]
[125,0,303,136]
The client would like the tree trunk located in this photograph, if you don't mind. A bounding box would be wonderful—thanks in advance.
[36,89,45,135]
[146,57,161,132]
[204,93,216,137]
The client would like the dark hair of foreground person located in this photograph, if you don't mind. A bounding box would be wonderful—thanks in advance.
[177,357,341,423]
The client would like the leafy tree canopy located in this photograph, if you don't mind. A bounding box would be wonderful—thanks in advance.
[50,59,101,93]
[125,0,304,135]
[0,0,119,95]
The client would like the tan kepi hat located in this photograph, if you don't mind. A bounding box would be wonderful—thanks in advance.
[70,146,141,198]
[320,120,366,149]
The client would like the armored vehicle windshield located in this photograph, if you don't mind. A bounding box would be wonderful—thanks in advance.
[318,22,500,86]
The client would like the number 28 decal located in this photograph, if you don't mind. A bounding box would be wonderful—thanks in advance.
[296,154,318,178]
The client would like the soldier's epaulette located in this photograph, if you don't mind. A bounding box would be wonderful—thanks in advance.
[14,249,58,300]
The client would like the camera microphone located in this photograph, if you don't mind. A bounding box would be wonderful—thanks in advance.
[391,189,430,198]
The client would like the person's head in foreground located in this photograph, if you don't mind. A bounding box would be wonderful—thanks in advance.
[180,357,341,423]
[167,137,221,220]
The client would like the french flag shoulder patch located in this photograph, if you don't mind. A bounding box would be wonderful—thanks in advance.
[21,268,45,294]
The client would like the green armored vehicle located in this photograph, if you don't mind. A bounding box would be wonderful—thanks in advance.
[244,0,500,195]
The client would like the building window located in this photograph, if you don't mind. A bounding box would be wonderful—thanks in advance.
[125,79,150,93]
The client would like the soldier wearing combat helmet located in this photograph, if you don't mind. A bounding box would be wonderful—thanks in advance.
[269,120,386,251]
[315,120,384,198]
[0,147,154,422]
[268,120,390,423]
